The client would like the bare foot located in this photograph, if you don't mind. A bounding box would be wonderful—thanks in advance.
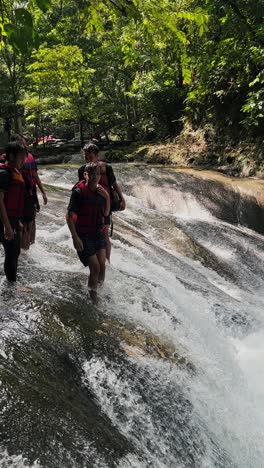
[89,289,98,304]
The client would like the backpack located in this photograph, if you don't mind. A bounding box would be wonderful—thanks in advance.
[105,165,121,212]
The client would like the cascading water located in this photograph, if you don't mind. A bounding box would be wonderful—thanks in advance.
[0,164,264,468]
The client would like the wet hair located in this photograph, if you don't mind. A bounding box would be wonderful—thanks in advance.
[83,143,99,154]
[5,142,26,161]
[84,162,100,175]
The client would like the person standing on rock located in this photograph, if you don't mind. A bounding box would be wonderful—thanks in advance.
[66,163,110,302]
[78,143,126,262]
[0,142,26,282]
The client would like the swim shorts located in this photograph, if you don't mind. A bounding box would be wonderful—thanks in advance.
[77,233,106,266]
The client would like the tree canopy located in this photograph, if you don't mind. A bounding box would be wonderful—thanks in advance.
[0,0,263,142]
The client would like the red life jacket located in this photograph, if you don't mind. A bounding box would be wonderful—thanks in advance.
[23,152,37,190]
[74,181,105,235]
[0,163,25,219]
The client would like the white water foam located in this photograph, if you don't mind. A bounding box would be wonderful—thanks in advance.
[1,166,263,467]
[96,237,264,467]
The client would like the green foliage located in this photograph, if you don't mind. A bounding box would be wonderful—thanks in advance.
[242,48,264,128]
[184,0,264,138]
[0,0,51,54]
[0,0,263,142]
[35,0,51,13]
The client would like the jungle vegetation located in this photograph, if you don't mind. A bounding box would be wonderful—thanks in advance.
[0,0,263,145]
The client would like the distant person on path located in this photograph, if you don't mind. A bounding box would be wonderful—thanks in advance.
[78,143,125,261]
[0,142,26,282]
[66,163,110,302]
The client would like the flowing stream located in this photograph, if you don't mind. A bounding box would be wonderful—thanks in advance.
[0,164,264,468]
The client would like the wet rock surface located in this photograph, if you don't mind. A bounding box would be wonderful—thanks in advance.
[0,165,264,467]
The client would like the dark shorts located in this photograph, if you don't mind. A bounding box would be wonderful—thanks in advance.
[104,214,111,226]
[77,233,106,266]
[23,194,36,223]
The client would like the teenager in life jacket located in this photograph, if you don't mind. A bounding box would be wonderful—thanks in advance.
[0,142,26,282]
[15,135,48,249]
[66,163,110,302]
[78,143,125,262]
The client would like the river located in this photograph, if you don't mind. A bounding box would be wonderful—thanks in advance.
[0,164,264,468]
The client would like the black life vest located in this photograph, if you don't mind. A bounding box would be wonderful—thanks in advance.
[0,163,25,219]
[74,180,105,235]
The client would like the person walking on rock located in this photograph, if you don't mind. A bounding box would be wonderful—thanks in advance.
[67,163,110,301]
[78,143,125,261]
[16,135,48,249]
[0,142,26,282]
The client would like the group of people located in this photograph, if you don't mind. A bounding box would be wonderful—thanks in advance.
[0,136,47,283]
[0,138,125,300]
[66,143,125,300]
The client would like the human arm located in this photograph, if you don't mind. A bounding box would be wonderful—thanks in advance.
[113,182,126,210]
[66,188,83,251]
[0,192,14,240]
[106,165,126,211]
[66,210,83,251]
[35,173,47,205]
[96,186,111,217]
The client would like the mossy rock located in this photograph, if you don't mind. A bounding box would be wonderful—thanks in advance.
[104,149,129,162]
[36,155,65,165]
[133,146,149,161]
[63,154,72,163]
[145,151,171,165]
[98,320,194,371]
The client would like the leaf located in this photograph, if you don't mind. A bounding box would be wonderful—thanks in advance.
[199,25,204,36]
[35,0,52,13]
[15,9,33,28]
[4,15,36,55]
[4,23,16,40]
[32,29,40,50]
[164,79,173,86]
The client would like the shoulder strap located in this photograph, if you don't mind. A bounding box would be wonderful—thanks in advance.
[72,180,84,191]
[105,164,113,187]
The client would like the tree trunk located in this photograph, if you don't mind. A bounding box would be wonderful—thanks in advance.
[80,118,84,145]
[41,115,45,147]
[124,79,134,140]
[14,106,23,134]
[102,123,109,143]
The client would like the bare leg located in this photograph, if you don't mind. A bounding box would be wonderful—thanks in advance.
[21,223,31,250]
[96,248,106,285]
[3,232,21,282]
[87,254,100,304]
[89,289,98,304]
[30,218,36,244]
[87,254,100,290]
[103,225,111,262]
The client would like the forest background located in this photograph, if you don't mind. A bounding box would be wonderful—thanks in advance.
[0,0,263,174]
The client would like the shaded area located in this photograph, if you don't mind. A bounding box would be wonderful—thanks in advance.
[0,286,206,467]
